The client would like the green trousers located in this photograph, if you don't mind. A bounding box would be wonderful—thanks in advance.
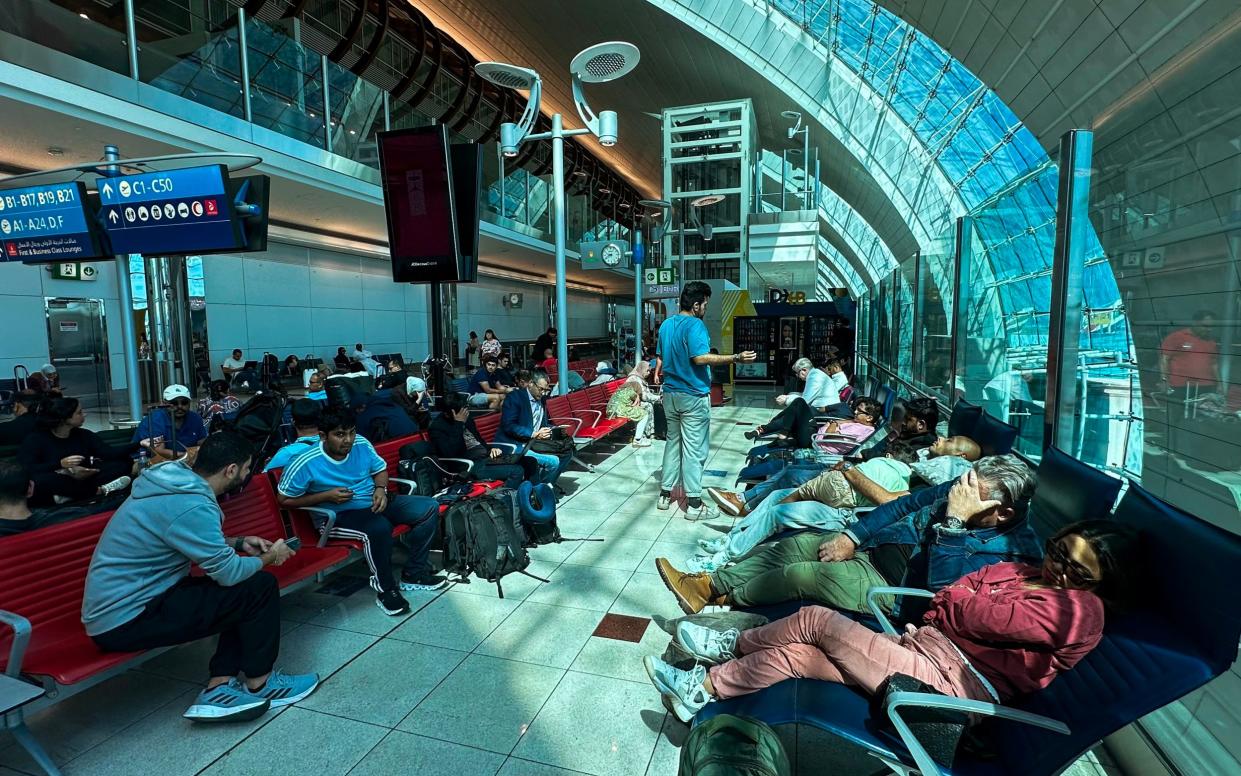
[710,531,893,613]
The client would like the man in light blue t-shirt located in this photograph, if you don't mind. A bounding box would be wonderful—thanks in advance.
[657,281,756,520]
[276,407,443,617]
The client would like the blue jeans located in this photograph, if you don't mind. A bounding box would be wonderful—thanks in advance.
[331,494,439,593]
[739,458,785,481]
[525,450,570,484]
[743,464,825,506]
[661,391,711,500]
[722,487,852,559]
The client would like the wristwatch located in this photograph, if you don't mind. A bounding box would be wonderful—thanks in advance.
[839,461,854,472]
[732,353,741,363]
[232,537,245,553]
[943,515,966,531]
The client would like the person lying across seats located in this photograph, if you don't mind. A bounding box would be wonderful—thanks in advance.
[656,455,1041,617]
[276,407,446,618]
[742,358,846,451]
[83,431,318,723]
[430,393,540,488]
[645,519,1141,723]
[683,442,918,573]
[263,399,322,472]
[735,396,884,483]
[718,432,980,520]
[18,396,133,506]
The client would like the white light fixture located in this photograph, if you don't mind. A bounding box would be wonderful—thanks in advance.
[474,42,640,395]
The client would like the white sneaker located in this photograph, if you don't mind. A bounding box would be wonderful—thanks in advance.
[657,494,672,511]
[684,552,728,574]
[632,438,652,448]
[643,656,711,723]
[684,502,716,522]
[697,535,728,554]
[99,476,132,496]
[675,621,739,665]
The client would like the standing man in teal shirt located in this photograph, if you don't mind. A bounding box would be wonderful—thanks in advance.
[657,281,756,520]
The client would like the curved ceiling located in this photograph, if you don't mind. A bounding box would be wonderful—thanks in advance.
[408,0,920,262]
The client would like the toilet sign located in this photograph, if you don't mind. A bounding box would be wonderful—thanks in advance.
[644,266,680,299]
[51,262,97,280]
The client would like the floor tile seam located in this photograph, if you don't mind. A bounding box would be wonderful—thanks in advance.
[302,584,452,640]
[502,754,596,776]
[384,589,526,652]
[187,707,292,775]
[641,712,677,776]
[500,660,576,758]
[343,731,508,776]
[37,670,220,772]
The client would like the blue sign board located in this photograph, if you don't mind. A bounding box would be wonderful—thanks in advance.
[98,165,238,255]
[0,182,104,263]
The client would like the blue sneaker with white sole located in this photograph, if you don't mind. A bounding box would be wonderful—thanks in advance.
[248,669,320,708]
[183,679,270,722]
[643,655,711,723]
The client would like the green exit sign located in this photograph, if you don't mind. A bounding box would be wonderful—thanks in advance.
[51,262,98,281]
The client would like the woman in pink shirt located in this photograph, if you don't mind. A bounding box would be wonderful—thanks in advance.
[645,520,1140,722]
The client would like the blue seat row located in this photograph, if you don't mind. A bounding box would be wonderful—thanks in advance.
[706,443,1239,775]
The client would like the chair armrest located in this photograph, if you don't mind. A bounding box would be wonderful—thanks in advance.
[437,457,476,471]
[572,409,603,425]
[866,586,935,636]
[0,610,31,678]
[390,477,417,494]
[551,417,583,437]
[301,506,337,549]
[491,442,520,453]
[885,691,1069,776]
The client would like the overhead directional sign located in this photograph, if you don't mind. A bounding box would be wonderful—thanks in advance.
[0,182,105,264]
[98,165,238,255]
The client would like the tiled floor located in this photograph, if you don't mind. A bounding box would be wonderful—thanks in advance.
[2,398,1122,775]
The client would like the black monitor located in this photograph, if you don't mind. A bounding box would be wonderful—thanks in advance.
[449,142,481,283]
[377,125,461,283]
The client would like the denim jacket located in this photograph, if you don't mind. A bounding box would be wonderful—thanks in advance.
[844,483,1044,591]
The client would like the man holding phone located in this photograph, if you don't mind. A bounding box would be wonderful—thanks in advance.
[83,431,319,723]
[133,384,208,463]
[276,407,445,617]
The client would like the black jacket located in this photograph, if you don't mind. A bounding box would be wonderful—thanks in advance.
[428,413,488,461]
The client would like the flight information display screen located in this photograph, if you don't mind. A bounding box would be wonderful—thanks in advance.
[98,165,238,255]
[0,181,105,263]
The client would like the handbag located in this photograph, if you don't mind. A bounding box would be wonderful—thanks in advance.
[869,674,968,768]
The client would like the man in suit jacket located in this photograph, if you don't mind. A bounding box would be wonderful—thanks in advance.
[494,370,570,486]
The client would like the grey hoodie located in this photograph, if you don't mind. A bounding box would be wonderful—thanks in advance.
[81,461,262,636]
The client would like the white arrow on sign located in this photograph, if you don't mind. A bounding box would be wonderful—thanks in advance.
[101,183,113,198]
[108,210,119,224]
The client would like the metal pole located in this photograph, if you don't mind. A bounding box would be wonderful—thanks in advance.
[551,113,570,393]
[124,0,139,80]
[634,228,644,355]
[321,55,332,153]
[1044,129,1092,453]
[948,216,972,404]
[237,8,252,122]
[678,217,686,291]
[383,90,391,131]
[802,126,810,209]
[428,280,445,410]
[104,145,144,423]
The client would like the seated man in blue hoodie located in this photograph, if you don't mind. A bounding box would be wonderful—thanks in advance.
[82,431,318,723]
[276,407,445,617]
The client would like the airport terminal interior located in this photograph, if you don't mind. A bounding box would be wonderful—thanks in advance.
[1,0,1240,774]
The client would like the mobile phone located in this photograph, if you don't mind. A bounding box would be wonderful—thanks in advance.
[284,537,302,551]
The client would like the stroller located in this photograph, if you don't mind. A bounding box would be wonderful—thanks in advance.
[211,389,289,472]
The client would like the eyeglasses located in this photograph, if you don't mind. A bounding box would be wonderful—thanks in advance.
[1044,538,1098,586]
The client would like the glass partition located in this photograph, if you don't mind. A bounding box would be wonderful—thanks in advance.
[0,1,133,76]
[914,230,954,400]
[139,0,245,119]
[895,256,915,383]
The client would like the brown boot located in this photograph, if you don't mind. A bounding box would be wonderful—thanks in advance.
[655,557,714,615]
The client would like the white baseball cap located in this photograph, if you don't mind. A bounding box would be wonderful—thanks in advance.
[163,384,191,401]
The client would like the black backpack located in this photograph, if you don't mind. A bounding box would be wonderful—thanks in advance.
[441,488,546,597]
[214,391,287,470]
